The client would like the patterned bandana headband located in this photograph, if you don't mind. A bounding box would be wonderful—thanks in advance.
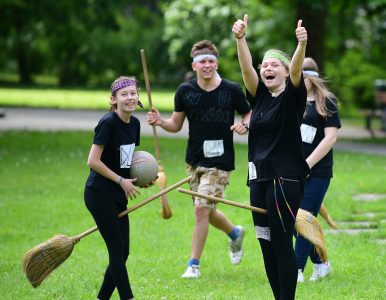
[111,79,143,108]
[111,79,137,94]
[263,50,290,65]
[192,54,218,63]
[303,70,319,77]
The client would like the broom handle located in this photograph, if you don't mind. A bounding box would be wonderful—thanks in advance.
[74,176,191,240]
[140,48,161,161]
[177,188,267,215]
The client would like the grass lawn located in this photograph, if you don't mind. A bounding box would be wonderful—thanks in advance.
[0,131,385,299]
[0,87,176,111]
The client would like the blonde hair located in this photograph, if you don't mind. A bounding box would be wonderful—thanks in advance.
[303,58,337,118]
[109,76,139,112]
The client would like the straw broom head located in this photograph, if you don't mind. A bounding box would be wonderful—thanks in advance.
[295,209,327,262]
[319,204,338,229]
[23,234,79,288]
[156,165,172,219]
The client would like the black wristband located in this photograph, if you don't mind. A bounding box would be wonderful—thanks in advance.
[235,33,245,39]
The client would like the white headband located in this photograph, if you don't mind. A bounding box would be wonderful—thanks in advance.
[192,54,218,63]
[303,70,319,77]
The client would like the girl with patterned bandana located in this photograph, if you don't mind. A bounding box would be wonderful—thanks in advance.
[84,76,146,300]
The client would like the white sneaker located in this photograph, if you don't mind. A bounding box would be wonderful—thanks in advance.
[309,261,331,282]
[297,269,305,283]
[229,226,245,265]
[181,265,201,279]
[309,264,320,282]
[318,261,332,278]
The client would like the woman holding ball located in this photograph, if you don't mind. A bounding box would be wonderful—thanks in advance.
[84,76,144,300]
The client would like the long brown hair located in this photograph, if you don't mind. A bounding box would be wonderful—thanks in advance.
[303,58,337,118]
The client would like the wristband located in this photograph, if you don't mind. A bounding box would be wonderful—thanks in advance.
[235,33,245,39]
[117,177,123,185]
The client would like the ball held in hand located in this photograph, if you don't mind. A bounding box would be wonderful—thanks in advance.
[130,151,158,187]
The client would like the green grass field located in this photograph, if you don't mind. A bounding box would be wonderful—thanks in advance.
[0,132,385,299]
[0,87,175,111]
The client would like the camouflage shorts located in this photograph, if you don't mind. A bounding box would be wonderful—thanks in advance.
[187,165,230,209]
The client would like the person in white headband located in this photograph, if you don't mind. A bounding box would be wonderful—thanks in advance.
[147,39,252,279]
[296,57,341,283]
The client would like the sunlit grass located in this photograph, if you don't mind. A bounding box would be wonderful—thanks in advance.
[0,87,175,111]
[0,132,385,299]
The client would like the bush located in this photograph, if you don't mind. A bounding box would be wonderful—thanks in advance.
[326,50,385,116]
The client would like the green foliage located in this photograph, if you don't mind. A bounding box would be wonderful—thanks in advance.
[326,50,385,115]
[0,132,385,299]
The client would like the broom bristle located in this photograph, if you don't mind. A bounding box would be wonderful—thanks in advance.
[295,209,327,262]
[23,234,78,288]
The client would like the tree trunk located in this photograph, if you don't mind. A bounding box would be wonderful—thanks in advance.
[15,20,33,84]
[296,0,328,72]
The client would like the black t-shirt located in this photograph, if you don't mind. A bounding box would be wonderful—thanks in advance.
[247,75,310,183]
[86,112,140,199]
[301,99,341,178]
[174,78,251,171]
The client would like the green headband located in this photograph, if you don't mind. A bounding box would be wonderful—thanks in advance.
[263,50,290,65]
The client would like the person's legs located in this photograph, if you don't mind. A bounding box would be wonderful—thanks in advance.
[183,166,244,277]
[85,187,133,300]
[295,177,330,271]
[266,178,303,300]
[250,182,280,300]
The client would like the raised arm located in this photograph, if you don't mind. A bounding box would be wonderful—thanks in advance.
[290,20,307,88]
[147,108,185,133]
[232,14,259,97]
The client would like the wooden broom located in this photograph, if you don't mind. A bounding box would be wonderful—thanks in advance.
[177,188,327,262]
[23,176,191,288]
[140,48,172,219]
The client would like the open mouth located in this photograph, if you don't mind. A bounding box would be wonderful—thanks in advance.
[265,74,275,81]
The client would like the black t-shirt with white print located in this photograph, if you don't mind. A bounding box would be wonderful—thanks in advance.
[86,112,140,201]
[247,75,310,183]
[301,99,341,178]
[174,78,251,171]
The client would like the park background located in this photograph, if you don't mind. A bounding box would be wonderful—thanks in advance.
[0,1,385,299]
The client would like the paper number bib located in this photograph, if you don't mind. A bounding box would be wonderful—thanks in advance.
[300,124,317,144]
[203,140,224,158]
[120,143,135,168]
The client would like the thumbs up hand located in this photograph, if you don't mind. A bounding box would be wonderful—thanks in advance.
[295,20,307,44]
[232,14,248,39]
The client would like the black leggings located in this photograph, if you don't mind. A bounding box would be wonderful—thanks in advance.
[84,187,133,300]
[250,178,303,300]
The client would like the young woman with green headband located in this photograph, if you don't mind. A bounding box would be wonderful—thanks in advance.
[232,15,310,300]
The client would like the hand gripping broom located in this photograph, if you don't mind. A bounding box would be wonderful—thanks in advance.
[140,48,172,219]
[177,188,327,262]
[23,176,191,288]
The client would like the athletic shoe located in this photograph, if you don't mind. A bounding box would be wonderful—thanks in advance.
[181,265,201,279]
[318,261,332,278]
[309,261,331,281]
[229,225,245,265]
[297,269,305,283]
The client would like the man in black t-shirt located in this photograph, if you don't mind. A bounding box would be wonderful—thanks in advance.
[147,40,251,279]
